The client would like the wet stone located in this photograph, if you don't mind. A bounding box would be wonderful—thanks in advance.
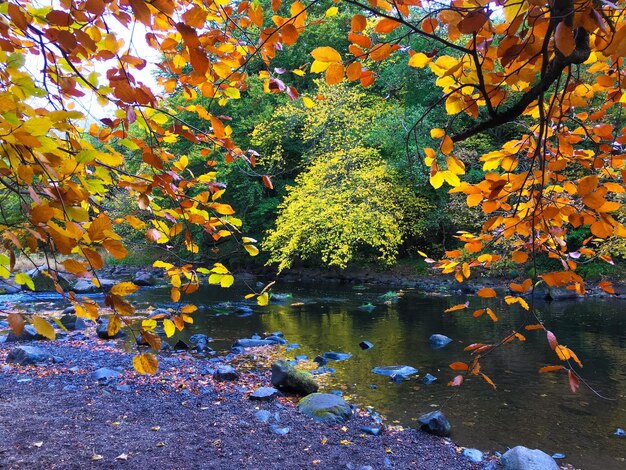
[323,351,352,361]
[422,373,438,384]
[371,365,418,378]
[429,334,452,349]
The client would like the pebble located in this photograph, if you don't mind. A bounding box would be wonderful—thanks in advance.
[552,453,566,459]
[269,425,290,435]
[360,426,382,436]
[254,410,272,423]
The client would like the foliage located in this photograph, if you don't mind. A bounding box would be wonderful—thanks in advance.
[264,147,427,270]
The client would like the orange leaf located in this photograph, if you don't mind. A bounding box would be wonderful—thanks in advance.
[577,175,598,197]
[458,10,488,34]
[477,287,496,298]
[511,251,528,263]
[539,365,564,374]
[262,175,273,190]
[472,308,485,318]
[311,46,341,63]
[486,308,498,322]
[444,302,469,313]
[325,62,344,84]
[375,18,400,34]
[546,330,558,350]
[555,22,575,57]
[481,373,496,390]
[525,324,544,330]
[449,362,469,371]
[7,313,24,336]
[568,370,580,393]
[351,14,367,32]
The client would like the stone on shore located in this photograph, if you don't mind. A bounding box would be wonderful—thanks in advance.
[271,360,318,395]
[92,367,122,381]
[6,346,49,365]
[6,325,44,342]
[213,365,239,381]
[298,393,352,424]
[501,446,559,470]
[24,267,71,292]
[249,387,281,401]
[418,410,451,437]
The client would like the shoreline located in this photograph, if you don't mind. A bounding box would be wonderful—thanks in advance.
[0,326,487,470]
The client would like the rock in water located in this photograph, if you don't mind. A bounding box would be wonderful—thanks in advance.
[462,448,484,463]
[323,351,352,361]
[418,410,451,437]
[96,319,126,339]
[6,346,49,365]
[298,393,352,424]
[501,446,559,470]
[213,365,239,381]
[422,373,438,384]
[371,365,418,378]
[133,271,156,286]
[265,335,287,345]
[234,338,275,348]
[429,334,452,349]
[359,341,374,350]
[249,387,281,401]
[271,360,318,395]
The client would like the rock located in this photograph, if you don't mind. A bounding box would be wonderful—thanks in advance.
[418,410,451,437]
[250,387,281,401]
[360,426,382,436]
[72,279,98,293]
[358,303,376,312]
[501,446,559,470]
[0,283,20,294]
[255,410,272,423]
[149,308,171,319]
[295,355,308,361]
[231,346,245,355]
[371,365,418,378]
[24,266,71,292]
[310,366,335,375]
[92,367,122,381]
[173,339,190,350]
[213,365,238,381]
[5,325,43,342]
[234,338,275,348]
[286,343,299,350]
[234,306,254,316]
[133,271,156,286]
[551,453,565,460]
[359,341,374,350]
[96,318,126,339]
[323,351,352,361]
[614,428,626,436]
[265,335,287,345]
[59,314,86,331]
[269,425,290,435]
[62,306,76,315]
[6,346,49,365]
[0,320,8,329]
[313,355,327,366]
[271,360,318,395]
[298,393,352,424]
[422,373,438,384]
[429,334,452,349]
[462,448,484,463]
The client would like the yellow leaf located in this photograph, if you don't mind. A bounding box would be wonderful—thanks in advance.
[220,274,234,288]
[257,292,269,306]
[163,319,175,338]
[110,281,140,296]
[302,96,315,108]
[311,46,342,63]
[244,244,259,256]
[325,6,338,17]
[429,171,444,189]
[408,52,430,68]
[133,353,159,374]
[31,316,56,340]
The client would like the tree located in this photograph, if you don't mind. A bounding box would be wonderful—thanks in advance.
[1,0,625,389]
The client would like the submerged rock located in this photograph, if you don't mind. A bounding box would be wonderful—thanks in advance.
[358,303,376,312]
[271,360,318,395]
[323,351,352,361]
[133,271,156,286]
[501,446,559,470]
[6,346,49,365]
[429,334,452,349]
[418,410,451,437]
[371,365,418,378]
[313,356,328,366]
[298,393,352,424]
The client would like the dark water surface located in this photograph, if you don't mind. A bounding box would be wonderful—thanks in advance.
[5,281,626,469]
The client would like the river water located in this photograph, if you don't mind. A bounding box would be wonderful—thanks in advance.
[4,281,626,469]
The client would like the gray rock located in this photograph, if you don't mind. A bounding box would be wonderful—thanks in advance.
[72,279,98,293]
[313,356,327,366]
[462,448,484,463]
[501,446,559,470]
[96,318,126,339]
[6,325,43,342]
[24,267,71,292]
[269,425,290,435]
[59,314,86,331]
[360,425,382,436]
[92,367,122,381]
[0,320,9,329]
[418,410,451,437]
[271,360,318,395]
[62,306,76,315]
[234,338,275,348]
[133,271,156,286]
[255,410,272,423]
[6,346,49,365]
[213,365,238,381]
[323,351,352,361]
[429,334,452,349]
[371,365,418,378]
[298,393,352,424]
[250,387,281,401]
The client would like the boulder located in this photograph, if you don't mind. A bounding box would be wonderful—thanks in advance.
[213,365,238,381]
[72,279,98,293]
[249,386,281,401]
[298,393,352,424]
[462,448,484,463]
[371,365,418,378]
[96,318,126,339]
[429,334,452,349]
[359,341,374,350]
[501,446,559,470]
[6,325,43,342]
[6,346,49,365]
[59,314,86,331]
[24,267,70,292]
[271,360,318,395]
[418,410,451,437]
[133,271,156,286]
[323,351,352,361]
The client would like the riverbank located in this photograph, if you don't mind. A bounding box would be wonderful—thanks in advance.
[0,328,486,470]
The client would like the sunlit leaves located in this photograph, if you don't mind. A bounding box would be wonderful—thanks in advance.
[110,282,140,296]
[477,288,496,298]
[31,316,56,340]
[133,353,159,375]
[7,313,24,336]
